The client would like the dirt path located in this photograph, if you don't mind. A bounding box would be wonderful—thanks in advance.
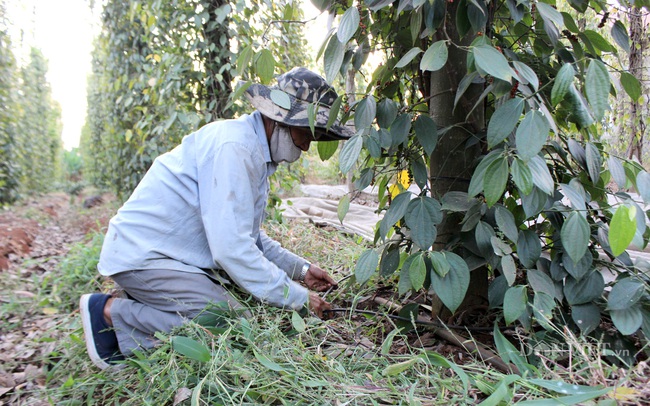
[0,193,111,269]
[0,192,116,405]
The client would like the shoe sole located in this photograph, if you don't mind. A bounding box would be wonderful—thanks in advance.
[80,294,111,370]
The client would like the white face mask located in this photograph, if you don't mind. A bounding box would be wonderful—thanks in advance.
[269,124,302,164]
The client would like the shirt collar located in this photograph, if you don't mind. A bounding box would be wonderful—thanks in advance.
[252,111,271,163]
[251,110,277,175]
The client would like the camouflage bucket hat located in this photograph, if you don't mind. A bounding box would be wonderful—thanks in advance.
[243,67,355,141]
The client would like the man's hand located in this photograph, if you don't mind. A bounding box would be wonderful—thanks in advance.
[308,292,331,318]
[304,264,338,292]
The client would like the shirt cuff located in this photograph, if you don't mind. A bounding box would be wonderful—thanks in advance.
[285,282,309,310]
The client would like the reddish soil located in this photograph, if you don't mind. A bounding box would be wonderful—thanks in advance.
[0,214,38,270]
[0,193,113,271]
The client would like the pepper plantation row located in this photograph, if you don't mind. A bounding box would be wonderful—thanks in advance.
[0,15,63,204]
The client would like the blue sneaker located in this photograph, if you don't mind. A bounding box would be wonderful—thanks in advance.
[80,293,124,370]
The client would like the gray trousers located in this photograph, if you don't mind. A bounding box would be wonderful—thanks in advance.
[110,269,245,356]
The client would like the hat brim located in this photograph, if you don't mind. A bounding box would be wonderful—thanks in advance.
[243,82,355,141]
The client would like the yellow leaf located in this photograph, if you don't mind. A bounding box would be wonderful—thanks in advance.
[397,169,410,189]
[388,184,400,199]
[611,386,639,400]
[42,307,58,315]
[389,170,411,199]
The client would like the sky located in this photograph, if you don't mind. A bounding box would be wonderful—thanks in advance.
[7,0,100,150]
[5,0,327,151]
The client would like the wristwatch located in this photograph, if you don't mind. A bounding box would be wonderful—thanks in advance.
[299,262,311,282]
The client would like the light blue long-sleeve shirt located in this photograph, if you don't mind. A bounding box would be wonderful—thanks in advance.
[98,111,309,310]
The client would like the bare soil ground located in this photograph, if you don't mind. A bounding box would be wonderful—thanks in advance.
[0,192,116,405]
[0,193,113,270]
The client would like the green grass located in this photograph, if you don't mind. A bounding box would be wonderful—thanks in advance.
[41,307,475,405]
[4,219,648,404]
[301,147,346,186]
[27,221,472,405]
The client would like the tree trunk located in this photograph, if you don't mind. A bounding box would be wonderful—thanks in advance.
[204,0,233,120]
[346,68,356,193]
[428,2,487,318]
[625,6,648,163]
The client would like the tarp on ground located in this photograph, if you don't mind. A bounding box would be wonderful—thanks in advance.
[280,185,382,241]
[280,196,382,241]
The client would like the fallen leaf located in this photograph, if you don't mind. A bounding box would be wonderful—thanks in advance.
[173,387,192,405]
[41,307,58,315]
[0,370,16,388]
[13,291,35,298]
[612,386,640,401]
[24,364,42,381]
[12,372,25,384]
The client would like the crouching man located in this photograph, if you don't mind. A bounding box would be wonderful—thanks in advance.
[80,67,353,369]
